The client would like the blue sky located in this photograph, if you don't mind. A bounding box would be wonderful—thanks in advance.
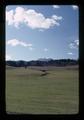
[6,5,79,61]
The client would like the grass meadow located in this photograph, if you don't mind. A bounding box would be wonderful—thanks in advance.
[6,66,79,114]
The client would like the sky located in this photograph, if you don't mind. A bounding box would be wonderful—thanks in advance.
[6,5,79,61]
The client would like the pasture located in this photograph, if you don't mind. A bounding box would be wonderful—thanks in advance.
[6,66,79,114]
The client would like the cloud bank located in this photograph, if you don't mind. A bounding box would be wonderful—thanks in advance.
[6,6,62,30]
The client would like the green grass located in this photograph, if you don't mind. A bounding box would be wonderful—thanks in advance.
[6,66,79,114]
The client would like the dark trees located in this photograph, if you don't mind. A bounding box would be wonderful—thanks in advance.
[6,59,78,67]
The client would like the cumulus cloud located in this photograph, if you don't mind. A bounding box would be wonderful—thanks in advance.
[6,10,14,25]
[6,54,12,60]
[53,5,60,9]
[6,39,32,47]
[6,6,62,30]
[69,39,79,49]
[44,48,48,52]
[72,5,78,10]
[13,7,25,28]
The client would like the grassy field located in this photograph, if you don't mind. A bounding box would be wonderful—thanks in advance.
[6,66,79,114]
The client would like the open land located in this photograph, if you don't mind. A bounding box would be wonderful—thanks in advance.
[6,65,79,114]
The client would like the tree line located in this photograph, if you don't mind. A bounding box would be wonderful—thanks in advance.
[6,59,78,67]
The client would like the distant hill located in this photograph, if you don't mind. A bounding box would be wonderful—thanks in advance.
[6,59,78,67]
[38,58,53,61]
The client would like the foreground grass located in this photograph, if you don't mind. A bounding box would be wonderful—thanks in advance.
[6,66,79,114]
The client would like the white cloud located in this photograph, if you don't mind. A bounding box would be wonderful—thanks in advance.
[52,15,62,20]
[53,5,60,9]
[51,15,62,26]
[6,39,32,47]
[74,39,79,46]
[69,39,79,49]
[6,54,12,60]
[69,43,76,49]
[44,48,48,52]
[7,39,20,46]
[72,5,78,10]
[6,10,14,25]
[13,7,25,28]
[67,52,73,55]
[6,6,62,30]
